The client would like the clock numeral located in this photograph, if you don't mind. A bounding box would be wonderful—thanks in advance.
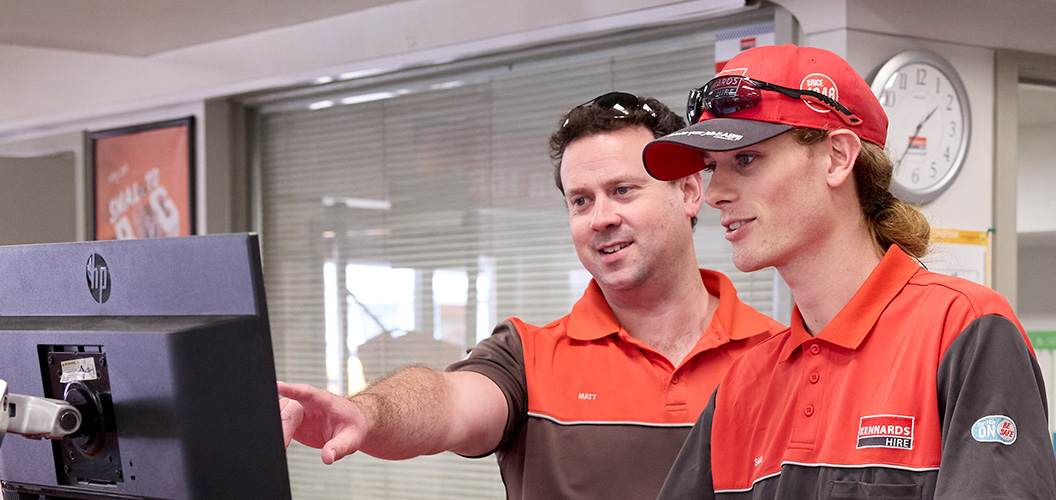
[877,54,968,203]
[881,89,896,107]
[915,68,928,86]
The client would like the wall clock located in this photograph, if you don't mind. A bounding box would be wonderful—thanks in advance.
[870,50,971,204]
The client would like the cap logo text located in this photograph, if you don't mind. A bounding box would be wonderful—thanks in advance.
[800,73,839,114]
[666,130,744,142]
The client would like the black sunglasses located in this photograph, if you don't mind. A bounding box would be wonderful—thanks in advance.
[563,91,658,127]
[687,75,861,127]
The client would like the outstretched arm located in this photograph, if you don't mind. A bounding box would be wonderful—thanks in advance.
[277,367,508,464]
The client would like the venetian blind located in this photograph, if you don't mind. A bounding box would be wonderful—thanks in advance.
[255,22,778,500]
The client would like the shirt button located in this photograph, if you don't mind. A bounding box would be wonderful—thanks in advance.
[671,375,680,385]
[809,343,821,355]
[804,404,815,417]
[809,372,820,384]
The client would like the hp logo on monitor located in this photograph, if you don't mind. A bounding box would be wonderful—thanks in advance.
[86,253,111,303]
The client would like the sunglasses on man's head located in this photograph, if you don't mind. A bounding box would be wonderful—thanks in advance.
[563,91,658,128]
[686,75,861,127]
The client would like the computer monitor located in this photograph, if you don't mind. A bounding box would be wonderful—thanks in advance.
[0,233,290,499]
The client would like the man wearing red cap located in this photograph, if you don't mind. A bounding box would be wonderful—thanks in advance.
[277,93,783,500]
[645,44,1056,499]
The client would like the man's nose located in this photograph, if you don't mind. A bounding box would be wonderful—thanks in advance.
[703,169,734,208]
[590,197,621,230]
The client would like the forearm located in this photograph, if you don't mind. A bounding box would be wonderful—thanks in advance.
[348,366,453,459]
[349,366,505,459]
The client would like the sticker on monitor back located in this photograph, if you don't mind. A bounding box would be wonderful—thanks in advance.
[60,358,99,383]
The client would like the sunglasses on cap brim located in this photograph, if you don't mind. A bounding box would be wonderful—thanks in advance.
[687,75,862,127]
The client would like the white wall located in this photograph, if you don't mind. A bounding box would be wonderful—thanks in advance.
[0,0,748,237]
[0,154,76,245]
[1018,121,1056,234]
[845,34,996,233]
[0,102,205,237]
[772,0,1056,236]
[1019,241,1056,332]
[0,132,87,240]
[1,0,1054,245]
[1016,93,1056,331]
[0,0,737,141]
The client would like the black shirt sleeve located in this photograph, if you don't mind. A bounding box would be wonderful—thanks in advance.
[656,389,718,500]
[935,314,1056,499]
[446,319,528,453]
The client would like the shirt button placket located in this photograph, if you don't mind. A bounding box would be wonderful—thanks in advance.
[790,341,824,448]
[665,369,687,410]
[803,342,822,416]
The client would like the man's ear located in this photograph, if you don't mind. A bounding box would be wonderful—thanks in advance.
[825,129,862,188]
[679,171,704,218]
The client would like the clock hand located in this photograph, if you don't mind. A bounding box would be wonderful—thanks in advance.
[895,106,938,169]
[915,106,938,132]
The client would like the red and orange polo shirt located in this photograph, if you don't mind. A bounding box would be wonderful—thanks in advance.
[658,246,1056,499]
[450,269,783,500]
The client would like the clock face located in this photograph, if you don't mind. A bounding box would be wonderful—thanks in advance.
[872,51,970,204]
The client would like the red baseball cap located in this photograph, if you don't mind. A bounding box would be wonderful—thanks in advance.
[644,44,888,181]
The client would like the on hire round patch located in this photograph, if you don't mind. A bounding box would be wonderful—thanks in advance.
[971,415,1017,445]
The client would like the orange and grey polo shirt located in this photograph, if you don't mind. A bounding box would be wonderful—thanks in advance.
[658,246,1056,500]
[449,269,783,500]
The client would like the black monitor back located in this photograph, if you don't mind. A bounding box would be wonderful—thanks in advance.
[0,233,290,500]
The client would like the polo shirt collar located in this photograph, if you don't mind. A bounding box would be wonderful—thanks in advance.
[566,279,621,341]
[566,269,772,342]
[701,269,779,342]
[778,245,921,361]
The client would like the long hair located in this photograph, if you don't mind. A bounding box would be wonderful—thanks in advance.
[791,128,930,258]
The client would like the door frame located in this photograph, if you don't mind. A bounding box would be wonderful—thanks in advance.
[993,50,1056,309]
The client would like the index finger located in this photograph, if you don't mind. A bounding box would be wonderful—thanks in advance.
[276,380,323,401]
[277,397,303,448]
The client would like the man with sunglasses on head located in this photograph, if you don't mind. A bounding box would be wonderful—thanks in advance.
[643,44,1056,499]
[277,92,783,500]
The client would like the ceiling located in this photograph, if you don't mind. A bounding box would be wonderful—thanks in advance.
[6,0,1056,124]
[0,0,409,57]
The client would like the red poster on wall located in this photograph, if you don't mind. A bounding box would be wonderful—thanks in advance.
[90,118,195,240]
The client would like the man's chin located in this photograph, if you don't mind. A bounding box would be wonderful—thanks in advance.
[732,252,770,274]
[594,271,645,294]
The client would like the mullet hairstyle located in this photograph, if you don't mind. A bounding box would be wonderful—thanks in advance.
[791,127,931,259]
